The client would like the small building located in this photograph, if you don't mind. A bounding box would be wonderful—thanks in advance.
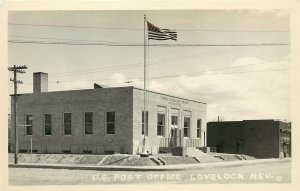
[207,120,291,159]
[10,72,207,155]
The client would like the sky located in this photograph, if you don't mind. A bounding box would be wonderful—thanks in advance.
[8,10,290,122]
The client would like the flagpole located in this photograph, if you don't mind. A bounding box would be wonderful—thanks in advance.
[141,14,148,156]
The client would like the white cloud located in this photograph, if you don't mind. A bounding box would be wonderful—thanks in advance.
[230,57,262,67]
[226,9,289,18]
[110,73,126,84]
[46,56,290,122]
[147,56,290,122]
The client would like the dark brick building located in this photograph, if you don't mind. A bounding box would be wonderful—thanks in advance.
[207,120,291,159]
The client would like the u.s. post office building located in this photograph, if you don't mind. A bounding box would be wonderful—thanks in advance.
[10,72,207,155]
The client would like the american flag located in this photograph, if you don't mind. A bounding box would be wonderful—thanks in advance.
[147,22,177,41]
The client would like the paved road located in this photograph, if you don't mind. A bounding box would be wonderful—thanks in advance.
[9,160,291,185]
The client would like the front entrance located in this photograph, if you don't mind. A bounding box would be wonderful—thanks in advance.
[236,139,244,154]
[170,128,183,147]
[283,143,290,157]
[216,139,224,153]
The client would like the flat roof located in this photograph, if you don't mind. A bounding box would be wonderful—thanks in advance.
[17,85,206,104]
[208,119,291,123]
[133,87,206,104]
[33,72,48,75]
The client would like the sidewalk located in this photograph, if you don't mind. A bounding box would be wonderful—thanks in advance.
[9,158,291,171]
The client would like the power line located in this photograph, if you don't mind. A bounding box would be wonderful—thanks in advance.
[114,68,290,84]
[12,66,289,87]
[8,34,114,43]
[83,68,290,87]
[47,68,289,85]
[50,58,289,84]
[8,22,289,33]
[8,23,142,30]
[18,46,265,81]
[8,39,290,46]
[47,47,252,76]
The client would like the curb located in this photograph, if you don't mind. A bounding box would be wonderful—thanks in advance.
[9,158,291,171]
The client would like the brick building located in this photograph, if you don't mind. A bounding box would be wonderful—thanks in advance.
[10,72,207,155]
[207,120,291,159]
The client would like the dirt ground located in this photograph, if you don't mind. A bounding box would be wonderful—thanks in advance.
[9,160,291,185]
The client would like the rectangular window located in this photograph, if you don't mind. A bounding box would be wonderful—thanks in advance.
[106,112,115,134]
[184,117,190,137]
[171,116,178,126]
[64,113,72,135]
[142,111,148,135]
[84,112,93,134]
[197,119,201,138]
[44,114,52,135]
[26,115,33,135]
[157,113,165,136]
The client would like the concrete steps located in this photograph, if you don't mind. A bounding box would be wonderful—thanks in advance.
[208,153,256,161]
[186,148,223,163]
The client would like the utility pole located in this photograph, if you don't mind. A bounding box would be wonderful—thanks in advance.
[8,65,27,164]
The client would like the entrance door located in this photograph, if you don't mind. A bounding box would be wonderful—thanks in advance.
[216,139,224,153]
[171,128,183,147]
[236,139,244,154]
[283,143,290,157]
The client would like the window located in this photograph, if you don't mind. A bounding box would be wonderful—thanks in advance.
[184,117,190,137]
[171,115,178,126]
[142,111,148,135]
[106,112,115,134]
[26,115,33,135]
[197,119,201,138]
[84,112,93,134]
[44,114,52,135]
[64,113,72,135]
[157,113,165,136]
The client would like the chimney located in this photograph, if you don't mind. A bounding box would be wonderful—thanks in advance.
[33,72,48,93]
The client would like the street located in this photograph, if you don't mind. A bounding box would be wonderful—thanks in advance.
[9,160,291,185]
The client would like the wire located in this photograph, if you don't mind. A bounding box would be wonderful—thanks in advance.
[8,39,290,46]
[46,46,253,76]
[79,68,290,87]
[110,68,290,85]
[18,46,267,81]
[8,35,260,78]
[47,68,289,85]
[8,22,289,33]
[8,35,132,44]
[9,23,142,30]
[50,58,289,84]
